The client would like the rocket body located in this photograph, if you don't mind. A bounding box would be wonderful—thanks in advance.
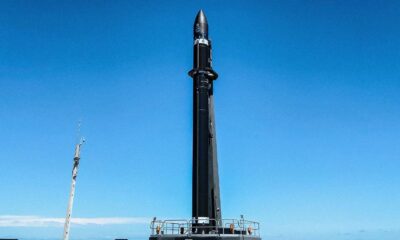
[189,10,221,227]
[149,10,262,240]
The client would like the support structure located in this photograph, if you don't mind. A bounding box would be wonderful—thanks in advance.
[63,137,85,240]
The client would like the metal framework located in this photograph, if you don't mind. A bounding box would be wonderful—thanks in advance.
[150,217,260,237]
[62,137,85,240]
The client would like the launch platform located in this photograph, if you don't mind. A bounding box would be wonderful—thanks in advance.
[149,217,260,240]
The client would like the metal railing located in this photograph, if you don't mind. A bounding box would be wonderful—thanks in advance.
[150,217,260,237]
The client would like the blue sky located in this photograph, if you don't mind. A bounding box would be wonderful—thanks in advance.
[1,0,400,239]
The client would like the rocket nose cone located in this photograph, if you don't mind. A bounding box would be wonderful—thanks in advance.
[193,10,208,40]
[195,10,208,25]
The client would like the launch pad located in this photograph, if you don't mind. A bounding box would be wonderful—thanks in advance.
[149,10,261,240]
[149,217,260,240]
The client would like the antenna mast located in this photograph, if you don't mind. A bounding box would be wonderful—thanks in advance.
[63,123,85,240]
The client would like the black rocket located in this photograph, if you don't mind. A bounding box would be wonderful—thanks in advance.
[189,10,221,227]
[149,10,261,240]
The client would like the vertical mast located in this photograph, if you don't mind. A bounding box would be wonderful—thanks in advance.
[63,137,85,240]
[189,10,221,227]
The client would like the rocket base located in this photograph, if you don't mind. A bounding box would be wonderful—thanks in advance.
[150,235,261,240]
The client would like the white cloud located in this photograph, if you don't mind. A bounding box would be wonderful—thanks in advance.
[0,215,150,227]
